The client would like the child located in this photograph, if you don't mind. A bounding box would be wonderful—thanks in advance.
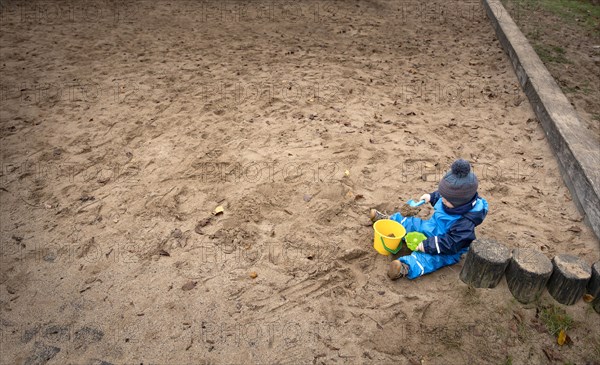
[370,159,488,280]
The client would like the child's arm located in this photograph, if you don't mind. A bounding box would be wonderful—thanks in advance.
[420,217,476,255]
[428,191,441,206]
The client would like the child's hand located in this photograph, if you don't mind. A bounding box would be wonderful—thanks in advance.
[419,193,431,203]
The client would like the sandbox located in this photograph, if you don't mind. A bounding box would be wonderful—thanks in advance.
[1,1,598,364]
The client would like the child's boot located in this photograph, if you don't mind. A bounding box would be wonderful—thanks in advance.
[369,209,389,222]
[387,260,409,280]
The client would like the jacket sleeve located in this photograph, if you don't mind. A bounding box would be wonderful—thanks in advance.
[429,191,441,206]
[422,217,476,255]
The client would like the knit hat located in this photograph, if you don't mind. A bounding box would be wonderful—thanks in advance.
[438,159,478,207]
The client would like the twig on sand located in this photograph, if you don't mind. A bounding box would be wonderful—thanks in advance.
[419,301,433,321]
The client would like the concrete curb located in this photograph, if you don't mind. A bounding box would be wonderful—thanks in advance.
[482,0,600,242]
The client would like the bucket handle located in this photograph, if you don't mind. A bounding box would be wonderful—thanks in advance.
[380,236,402,254]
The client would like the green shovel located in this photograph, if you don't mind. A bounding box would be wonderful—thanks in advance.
[405,232,427,251]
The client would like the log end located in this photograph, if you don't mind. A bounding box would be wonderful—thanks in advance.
[586,261,600,298]
[471,238,511,264]
[512,248,553,275]
[547,254,592,305]
[552,254,591,280]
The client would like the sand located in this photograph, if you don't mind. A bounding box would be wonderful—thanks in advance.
[1,0,599,364]
[399,203,420,217]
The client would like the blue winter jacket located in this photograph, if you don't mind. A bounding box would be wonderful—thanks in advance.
[395,191,488,255]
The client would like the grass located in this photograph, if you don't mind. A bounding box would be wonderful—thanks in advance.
[516,321,529,343]
[503,0,600,67]
[527,28,542,41]
[508,0,600,32]
[539,304,574,336]
[536,0,600,31]
[438,327,463,349]
[533,44,570,64]
[562,84,594,94]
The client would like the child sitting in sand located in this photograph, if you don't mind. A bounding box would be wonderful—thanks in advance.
[370,159,488,280]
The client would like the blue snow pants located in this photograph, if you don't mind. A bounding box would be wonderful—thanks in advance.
[397,247,469,279]
[389,211,469,279]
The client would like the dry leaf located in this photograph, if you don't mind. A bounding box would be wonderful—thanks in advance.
[214,206,224,215]
[159,249,170,257]
[182,281,197,291]
[512,311,523,324]
[195,217,212,234]
[583,294,594,303]
[249,271,258,279]
[542,347,562,362]
[171,228,182,239]
[557,329,566,346]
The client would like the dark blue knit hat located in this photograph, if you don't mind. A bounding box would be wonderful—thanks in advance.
[438,159,478,207]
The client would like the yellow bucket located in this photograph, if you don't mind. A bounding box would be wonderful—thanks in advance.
[373,219,407,256]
